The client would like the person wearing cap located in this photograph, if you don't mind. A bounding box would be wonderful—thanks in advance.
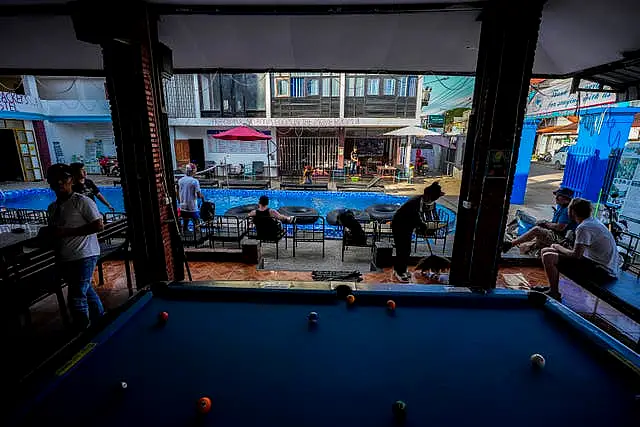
[502,186,575,253]
[177,163,205,234]
[69,162,115,211]
[391,181,446,283]
[41,163,105,329]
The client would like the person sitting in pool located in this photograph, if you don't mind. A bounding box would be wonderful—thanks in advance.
[248,196,295,240]
[540,198,619,301]
[70,162,115,212]
[392,182,445,283]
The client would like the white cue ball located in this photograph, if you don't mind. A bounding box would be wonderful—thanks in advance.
[121,382,128,389]
[530,353,546,368]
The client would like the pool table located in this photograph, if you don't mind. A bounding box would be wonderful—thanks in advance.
[12,283,640,426]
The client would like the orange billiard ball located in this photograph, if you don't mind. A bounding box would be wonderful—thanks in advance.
[346,294,356,305]
[197,397,212,414]
[387,300,396,311]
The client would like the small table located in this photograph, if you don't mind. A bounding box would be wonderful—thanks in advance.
[376,165,397,179]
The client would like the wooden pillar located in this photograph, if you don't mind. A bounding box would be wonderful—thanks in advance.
[71,0,183,286]
[449,0,544,288]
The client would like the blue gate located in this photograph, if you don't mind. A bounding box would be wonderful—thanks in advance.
[561,146,600,200]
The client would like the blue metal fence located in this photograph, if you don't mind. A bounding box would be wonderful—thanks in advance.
[561,146,600,199]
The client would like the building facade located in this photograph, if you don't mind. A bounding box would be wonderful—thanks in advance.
[164,72,423,177]
[0,75,113,181]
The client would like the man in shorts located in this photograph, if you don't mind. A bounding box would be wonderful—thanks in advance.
[502,187,574,253]
[177,163,205,234]
[540,198,619,301]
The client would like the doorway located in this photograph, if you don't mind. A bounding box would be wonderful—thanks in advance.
[0,129,23,181]
[174,139,190,169]
[188,139,205,172]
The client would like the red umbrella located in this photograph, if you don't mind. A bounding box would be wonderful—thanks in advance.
[211,126,271,141]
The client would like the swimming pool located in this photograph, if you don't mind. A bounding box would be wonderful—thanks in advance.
[1,188,456,236]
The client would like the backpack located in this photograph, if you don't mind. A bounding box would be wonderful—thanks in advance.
[200,201,216,221]
[338,210,366,244]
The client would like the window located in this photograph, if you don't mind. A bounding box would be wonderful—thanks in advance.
[383,78,396,96]
[331,78,340,97]
[290,77,305,97]
[408,76,418,97]
[307,79,319,96]
[367,79,380,96]
[355,78,365,97]
[322,78,341,97]
[398,77,408,96]
[347,77,355,96]
[275,77,290,97]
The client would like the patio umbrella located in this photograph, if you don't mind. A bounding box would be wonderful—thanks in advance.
[210,126,272,185]
[383,127,442,170]
[210,126,271,141]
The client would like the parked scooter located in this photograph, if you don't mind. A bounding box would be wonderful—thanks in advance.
[99,156,120,176]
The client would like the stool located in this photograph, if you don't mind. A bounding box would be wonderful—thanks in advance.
[373,241,393,268]
[241,238,261,264]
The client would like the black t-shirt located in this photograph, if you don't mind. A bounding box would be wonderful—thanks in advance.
[392,196,439,233]
[73,178,100,201]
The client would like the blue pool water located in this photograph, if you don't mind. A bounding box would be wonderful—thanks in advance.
[1,188,456,236]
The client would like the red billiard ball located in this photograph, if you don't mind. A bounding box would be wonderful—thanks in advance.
[387,300,396,311]
[158,311,169,323]
[197,397,212,414]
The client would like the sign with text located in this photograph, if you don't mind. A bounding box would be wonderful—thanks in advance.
[526,79,616,118]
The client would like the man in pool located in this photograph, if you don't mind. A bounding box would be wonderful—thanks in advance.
[392,182,445,282]
[70,162,115,211]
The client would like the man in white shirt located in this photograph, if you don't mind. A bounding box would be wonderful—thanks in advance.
[540,197,619,301]
[177,163,205,234]
[42,164,105,329]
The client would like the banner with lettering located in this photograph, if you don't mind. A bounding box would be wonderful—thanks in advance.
[526,79,616,118]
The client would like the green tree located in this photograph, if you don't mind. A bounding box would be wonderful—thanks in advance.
[444,108,471,131]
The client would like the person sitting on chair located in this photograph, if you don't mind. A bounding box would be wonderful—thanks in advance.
[502,187,575,254]
[540,198,619,301]
[248,196,294,240]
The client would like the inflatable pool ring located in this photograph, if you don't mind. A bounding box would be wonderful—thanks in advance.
[278,206,319,224]
[325,209,371,226]
[224,204,259,217]
[365,204,400,222]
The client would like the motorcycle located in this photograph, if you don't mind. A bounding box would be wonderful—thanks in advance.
[601,193,629,268]
[99,156,120,177]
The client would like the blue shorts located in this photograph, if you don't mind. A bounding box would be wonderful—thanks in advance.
[180,210,200,220]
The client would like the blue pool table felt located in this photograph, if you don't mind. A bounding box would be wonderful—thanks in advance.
[19,290,639,427]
